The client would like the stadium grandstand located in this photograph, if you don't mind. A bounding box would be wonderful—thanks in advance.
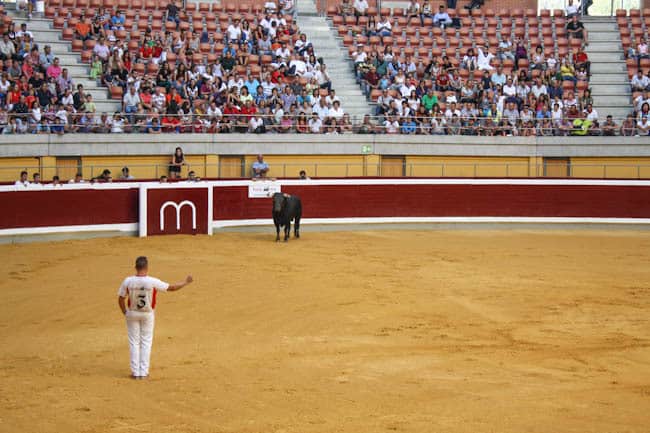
[0,0,649,184]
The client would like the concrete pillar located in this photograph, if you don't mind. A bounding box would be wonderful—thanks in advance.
[205,154,219,178]
[40,156,57,181]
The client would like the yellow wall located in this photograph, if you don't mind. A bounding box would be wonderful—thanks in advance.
[6,155,650,181]
[405,156,531,178]
[79,155,213,180]
[244,155,366,178]
[0,157,41,182]
[570,158,650,179]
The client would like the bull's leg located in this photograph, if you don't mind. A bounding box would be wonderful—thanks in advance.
[294,217,300,238]
[275,224,280,242]
[284,223,290,242]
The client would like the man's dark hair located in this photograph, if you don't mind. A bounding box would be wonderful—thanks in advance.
[20,170,27,176]
[53,175,60,181]
[135,256,148,271]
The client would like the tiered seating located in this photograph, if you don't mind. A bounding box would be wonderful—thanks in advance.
[332,7,588,101]
[32,0,349,133]
[324,5,615,135]
[618,8,650,76]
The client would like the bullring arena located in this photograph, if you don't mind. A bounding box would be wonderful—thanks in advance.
[2,0,650,429]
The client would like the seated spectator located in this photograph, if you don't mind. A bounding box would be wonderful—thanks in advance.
[338,0,353,16]
[376,16,392,36]
[631,70,650,92]
[75,14,93,41]
[406,0,421,21]
[15,170,30,187]
[252,154,269,177]
[433,5,452,28]
[110,10,126,31]
[601,115,617,136]
[353,0,369,24]
[567,15,588,45]
[620,114,636,136]
[119,167,134,180]
[93,37,110,63]
[638,114,650,135]
[565,0,579,18]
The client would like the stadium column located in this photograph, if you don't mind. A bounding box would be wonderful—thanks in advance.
[205,155,219,178]
[364,155,380,177]
[40,156,57,181]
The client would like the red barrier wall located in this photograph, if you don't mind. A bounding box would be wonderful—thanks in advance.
[0,188,138,229]
[212,184,650,220]
[147,188,210,236]
[2,180,650,236]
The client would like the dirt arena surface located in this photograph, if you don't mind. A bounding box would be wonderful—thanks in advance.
[1,230,650,433]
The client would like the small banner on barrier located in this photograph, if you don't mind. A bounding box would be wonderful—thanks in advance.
[248,180,281,198]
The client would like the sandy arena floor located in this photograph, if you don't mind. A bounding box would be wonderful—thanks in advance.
[1,230,650,433]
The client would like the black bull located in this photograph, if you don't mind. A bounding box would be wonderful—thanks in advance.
[272,193,302,242]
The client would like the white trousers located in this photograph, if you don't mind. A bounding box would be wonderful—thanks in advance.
[125,311,155,377]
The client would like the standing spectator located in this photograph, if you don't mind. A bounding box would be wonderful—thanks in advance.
[169,147,186,179]
[252,154,269,178]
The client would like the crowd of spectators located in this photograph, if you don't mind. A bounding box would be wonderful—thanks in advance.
[0,2,646,136]
[0,21,82,134]
[347,7,646,136]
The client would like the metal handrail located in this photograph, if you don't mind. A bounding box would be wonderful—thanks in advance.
[5,161,650,181]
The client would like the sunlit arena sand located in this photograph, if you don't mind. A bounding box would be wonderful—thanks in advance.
[1,230,649,433]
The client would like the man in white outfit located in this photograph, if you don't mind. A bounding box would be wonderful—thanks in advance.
[117,256,193,379]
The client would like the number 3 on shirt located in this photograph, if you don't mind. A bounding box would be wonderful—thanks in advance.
[135,287,148,310]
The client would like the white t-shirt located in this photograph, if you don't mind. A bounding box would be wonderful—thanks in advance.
[226,24,241,41]
[118,275,170,313]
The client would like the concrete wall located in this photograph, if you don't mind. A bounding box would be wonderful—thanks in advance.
[2,134,650,181]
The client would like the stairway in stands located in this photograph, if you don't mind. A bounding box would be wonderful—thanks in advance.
[7,10,120,114]
[296,1,373,121]
[583,16,631,120]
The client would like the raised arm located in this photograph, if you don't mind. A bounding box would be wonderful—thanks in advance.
[168,275,194,292]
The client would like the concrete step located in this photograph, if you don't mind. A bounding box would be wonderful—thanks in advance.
[94,101,122,113]
[589,63,627,74]
[589,31,621,42]
[587,41,621,51]
[591,95,634,106]
[587,52,624,62]
[590,84,632,96]
[585,22,618,32]
[590,76,632,86]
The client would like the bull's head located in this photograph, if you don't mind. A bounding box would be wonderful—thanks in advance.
[272,192,285,213]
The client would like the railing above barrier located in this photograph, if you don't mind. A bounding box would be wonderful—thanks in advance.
[4,161,650,183]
